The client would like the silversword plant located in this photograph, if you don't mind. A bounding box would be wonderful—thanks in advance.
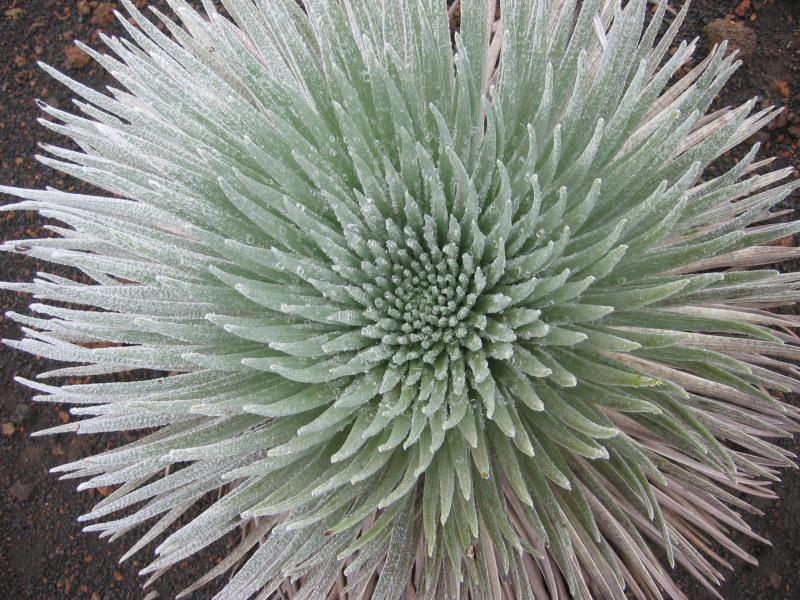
[3,0,800,598]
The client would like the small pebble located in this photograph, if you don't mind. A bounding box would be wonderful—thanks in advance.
[91,3,117,28]
[10,480,35,502]
[63,45,91,70]
[12,402,34,426]
[704,19,758,61]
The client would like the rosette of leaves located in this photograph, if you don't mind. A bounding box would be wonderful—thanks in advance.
[2,0,800,598]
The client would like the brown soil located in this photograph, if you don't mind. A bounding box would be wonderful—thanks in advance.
[0,1,798,599]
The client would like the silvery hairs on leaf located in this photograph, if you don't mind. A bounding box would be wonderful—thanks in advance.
[2,0,800,598]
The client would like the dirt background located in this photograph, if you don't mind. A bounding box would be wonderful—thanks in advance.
[0,1,798,599]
